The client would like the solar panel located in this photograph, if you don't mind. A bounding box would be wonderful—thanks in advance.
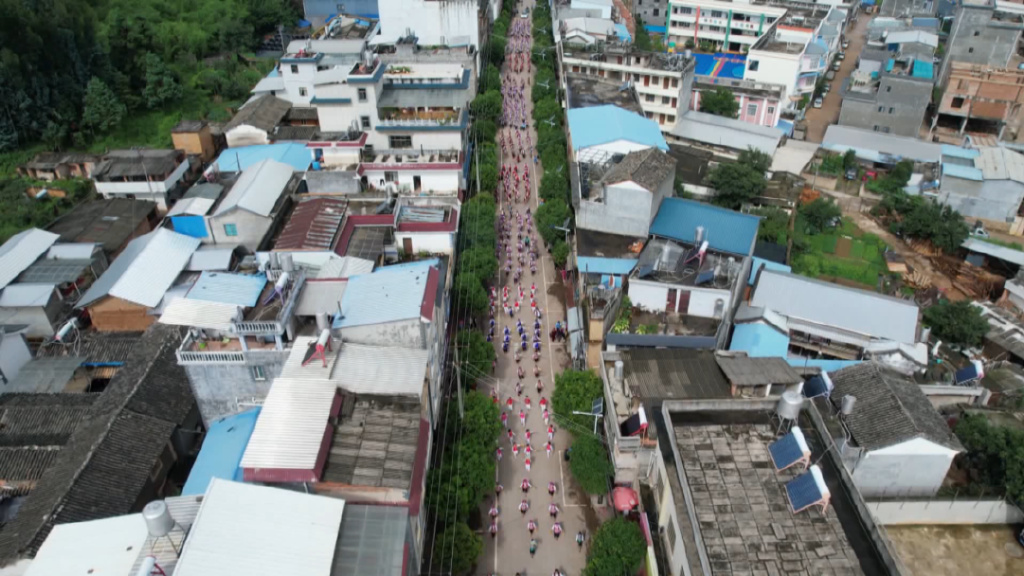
[785,470,823,513]
[695,270,715,286]
[591,397,604,415]
[954,360,984,385]
[769,433,805,471]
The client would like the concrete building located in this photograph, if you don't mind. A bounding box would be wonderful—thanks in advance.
[838,44,934,137]
[669,109,785,156]
[171,120,217,161]
[204,159,297,249]
[223,95,293,148]
[665,0,788,53]
[17,152,101,181]
[303,0,380,27]
[634,0,670,35]
[0,327,32,385]
[561,16,621,44]
[937,145,1024,234]
[376,0,496,67]
[46,199,158,258]
[933,62,1024,143]
[561,45,696,133]
[691,74,786,128]
[825,363,964,497]
[91,150,191,212]
[568,104,669,162]
[942,0,1024,84]
[574,148,677,237]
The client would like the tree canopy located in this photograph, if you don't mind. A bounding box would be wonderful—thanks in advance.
[455,330,495,388]
[799,198,841,235]
[583,518,648,576]
[551,370,604,435]
[569,435,613,495]
[699,87,739,118]
[434,522,482,575]
[954,413,1024,504]
[876,191,969,254]
[923,299,989,348]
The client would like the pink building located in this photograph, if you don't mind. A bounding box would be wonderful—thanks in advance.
[691,77,785,129]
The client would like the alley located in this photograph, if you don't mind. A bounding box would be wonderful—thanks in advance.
[804,11,875,142]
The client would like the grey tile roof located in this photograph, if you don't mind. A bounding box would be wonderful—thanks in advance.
[45,199,157,253]
[322,400,421,489]
[829,363,963,452]
[224,95,292,134]
[620,348,731,400]
[7,357,86,394]
[0,393,97,447]
[0,448,61,482]
[35,332,139,364]
[714,355,803,386]
[602,148,676,193]
[0,324,195,562]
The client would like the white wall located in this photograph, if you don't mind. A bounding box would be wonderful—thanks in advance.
[867,499,1024,525]
[0,332,33,383]
[846,438,958,498]
[342,318,425,348]
[281,61,318,105]
[94,160,188,198]
[396,231,455,255]
[745,50,802,109]
[628,279,731,318]
[207,211,273,249]
[377,0,480,49]
[362,169,460,194]
[577,139,658,160]
[0,307,56,339]
[226,125,271,148]
[320,147,362,167]
[572,0,612,18]
[316,82,384,134]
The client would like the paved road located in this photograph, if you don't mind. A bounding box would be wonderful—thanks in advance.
[476,2,596,575]
[804,12,874,142]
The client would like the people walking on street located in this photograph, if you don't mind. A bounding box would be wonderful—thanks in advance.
[525,457,531,472]
[548,502,559,518]
[490,521,498,539]
[519,410,526,426]
[496,447,503,461]
[552,522,563,539]
[519,499,529,515]
[529,538,537,557]
[521,478,531,493]
[501,411,508,428]
[528,518,537,534]
[545,441,553,458]
[576,530,586,550]
[490,502,499,518]
[547,424,554,441]
[495,483,503,497]
[548,481,557,496]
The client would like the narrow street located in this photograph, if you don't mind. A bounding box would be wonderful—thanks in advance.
[476,2,594,575]
[803,11,874,142]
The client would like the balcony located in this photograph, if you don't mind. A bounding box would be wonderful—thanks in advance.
[176,332,285,365]
[376,108,466,130]
[360,148,461,164]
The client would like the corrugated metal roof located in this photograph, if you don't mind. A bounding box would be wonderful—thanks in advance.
[187,247,234,271]
[316,256,375,278]
[214,143,311,172]
[941,145,980,160]
[671,111,783,156]
[18,259,92,284]
[185,271,267,307]
[77,228,201,308]
[334,343,428,395]
[568,105,668,151]
[0,229,60,290]
[335,261,436,328]
[0,283,55,307]
[159,299,241,331]
[296,280,347,316]
[8,356,86,394]
[942,162,984,181]
[182,408,261,496]
[174,479,344,576]
[886,29,938,48]
[24,514,149,576]
[214,159,294,217]
[650,197,760,256]
[239,378,339,472]
[729,322,790,357]
[334,504,408,576]
[823,125,942,164]
[748,257,791,286]
[576,256,638,275]
[44,243,96,260]
[275,197,347,250]
[962,237,1024,266]
[168,197,216,216]
[976,146,1024,183]
[750,270,920,345]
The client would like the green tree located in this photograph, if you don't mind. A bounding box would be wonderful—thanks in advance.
[533,67,558,103]
[471,90,503,123]
[552,240,570,268]
[81,77,126,135]
[954,413,1024,504]
[749,207,789,244]
[536,198,572,246]
[471,119,497,143]
[738,147,772,173]
[923,299,989,348]
[434,522,483,575]
[141,52,182,109]
[634,15,654,51]
[551,369,604,434]
[454,273,489,317]
[799,198,841,235]
[460,195,497,249]
[843,149,858,171]
[540,171,569,203]
[534,97,561,125]
[456,330,496,387]
[584,517,648,576]
[460,245,497,281]
[699,87,739,118]
[707,163,765,210]
[569,435,613,494]
[484,66,501,91]
[489,36,507,67]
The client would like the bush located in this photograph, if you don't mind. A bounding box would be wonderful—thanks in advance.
[456,330,496,388]
[434,522,483,575]
[552,240,570,268]
[552,370,604,434]
[923,299,989,348]
[584,518,648,576]
[569,435,613,495]
[536,198,572,246]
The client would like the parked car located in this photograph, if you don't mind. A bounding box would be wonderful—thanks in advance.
[837,52,846,60]
[842,39,850,49]
[832,60,842,71]
[845,167,858,180]
[521,7,530,17]
[813,97,823,108]
[823,83,832,94]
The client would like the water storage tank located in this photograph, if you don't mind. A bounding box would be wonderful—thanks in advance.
[776,390,804,422]
[841,395,857,416]
[614,360,624,381]
[142,501,174,537]
[268,251,280,270]
[316,311,330,332]
[280,253,295,272]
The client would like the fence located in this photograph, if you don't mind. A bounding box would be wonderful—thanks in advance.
[866,499,1024,525]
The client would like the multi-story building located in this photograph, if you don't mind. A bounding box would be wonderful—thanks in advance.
[91,149,192,212]
[839,54,934,137]
[376,0,500,68]
[666,0,788,53]
[933,61,1024,143]
[691,74,786,127]
[942,0,1024,84]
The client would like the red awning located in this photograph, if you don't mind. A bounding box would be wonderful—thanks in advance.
[613,487,639,512]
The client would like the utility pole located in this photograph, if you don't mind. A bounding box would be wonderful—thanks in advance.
[454,346,465,420]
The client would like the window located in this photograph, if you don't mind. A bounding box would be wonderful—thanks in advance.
[974,31,980,36]
[389,135,413,148]
[877,106,885,112]
[748,60,760,72]
[747,103,757,116]
[299,87,307,97]
[952,96,966,108]
[711,10,723,18]
[645,112,653,119]
[252,366,266,381]
[653,8,659,16]
[360,115,371,129]
[888,107,895,114]
[671,79,679,88]
[882,126,891,133]
[385,171,399,182]
[969,47,974,53]
[358,88,367,102]
[767,106,775,115]
[667,114,675,124]
[662,96,671,104]
[290,64,298,73]
[223,223,238,237]
[666,520,678,553]
[645,94,656,102]
[886,86,892,92]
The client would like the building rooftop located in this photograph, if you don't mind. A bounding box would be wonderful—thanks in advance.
[213,159,294,217]
[0,393,96,484]
[650,197,760,257]
[671,111,785,156]
[575,228,646,260]
[35,331,139,364]
[334,504,408,576]
[92,149,183,180]
[322,399,422,489]
[184,271,267,307]
[46,199,157,254]
[602,148,677,193]
[568,105,668,152]
[827,364,964,452]
[667,407,881,576]
[181,408,260,496]
[276,197,347,251]
[618,348,731,400]
[334,260,438,328]
[822,125,942,164]
[750,269,920,346]
[225,95,292,134]
[634,237,744,290]
[0,229,60,291]
[5,356,86,394]
[214,143,312,172]
[564,73,644,112]
[715,354,803,387]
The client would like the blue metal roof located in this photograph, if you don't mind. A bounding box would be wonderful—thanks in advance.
[186,271,267,307]
[644,24,667,34]
[942,162,984,181]
[941,145,980,160]
[650,198,760,255]
[614,23,632,42]
[567,105,668,151]
[215,143,311,172]
[334,260,436,328]
[748,257,791,286]
[182,408,260,496]
[911,60,934,79]
[730,323,789,357]
[577,256,637,276]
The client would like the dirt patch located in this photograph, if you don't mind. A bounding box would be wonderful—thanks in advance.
[887,525,1024,576]
[835,236,853,258]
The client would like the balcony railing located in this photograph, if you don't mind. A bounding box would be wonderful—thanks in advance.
[176,333,247,365]
[360,148,461,164]
[233,321,282,335]
[377,109,465,128]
